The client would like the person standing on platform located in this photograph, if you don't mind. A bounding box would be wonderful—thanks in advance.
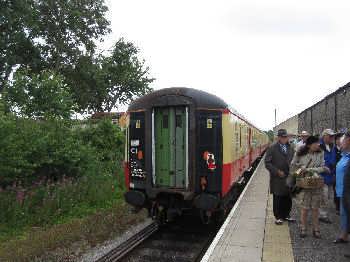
[342,134,350,259]
[290,136,329,238]
[296,131,310,151]
[334,132,344,214]
[265,129,295,225]
[334,132,350,246]
[319,128,337,224]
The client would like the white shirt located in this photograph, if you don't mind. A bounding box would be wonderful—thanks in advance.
[296,140,305,151]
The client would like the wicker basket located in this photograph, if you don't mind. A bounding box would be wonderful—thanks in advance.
[296,175,324,189]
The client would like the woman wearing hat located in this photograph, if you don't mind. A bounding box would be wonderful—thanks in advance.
[290,136,330,238]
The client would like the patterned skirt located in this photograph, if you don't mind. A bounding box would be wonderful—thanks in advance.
[297,188,323,209]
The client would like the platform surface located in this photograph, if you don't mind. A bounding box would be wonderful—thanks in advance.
[201,158,294,262]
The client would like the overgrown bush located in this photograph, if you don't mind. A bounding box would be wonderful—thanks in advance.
[0,117,124,188]
[74,119,125,176]
[0,174,122,240]
[0,116,126,240]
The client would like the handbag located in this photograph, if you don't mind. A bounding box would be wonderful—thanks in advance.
[293,159,324,189]
[296,173,324,189]
[287,159,312,196]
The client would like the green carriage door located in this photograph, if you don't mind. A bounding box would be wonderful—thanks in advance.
[154,107,187,188]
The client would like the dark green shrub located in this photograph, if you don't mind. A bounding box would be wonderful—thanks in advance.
[0,116,124,188]
[74,119,125,174]
[0,115,126,239]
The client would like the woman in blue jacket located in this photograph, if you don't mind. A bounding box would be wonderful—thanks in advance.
[334,132,350,244]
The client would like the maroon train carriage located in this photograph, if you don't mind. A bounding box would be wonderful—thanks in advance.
[123,87,269,223]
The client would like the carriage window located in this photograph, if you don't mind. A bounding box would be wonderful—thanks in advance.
[136,120,141,129]
[240,126,242,147]
[176,115,182,127]
[162,115,168,128]
[207,118,213,128]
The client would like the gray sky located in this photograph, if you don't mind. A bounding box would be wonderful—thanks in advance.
[102,0,350,130]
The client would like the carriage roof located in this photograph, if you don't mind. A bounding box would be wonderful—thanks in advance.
[128,87,228,110]
[128,87,264,133]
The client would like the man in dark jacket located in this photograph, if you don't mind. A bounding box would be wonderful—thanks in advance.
[265,129,295,225]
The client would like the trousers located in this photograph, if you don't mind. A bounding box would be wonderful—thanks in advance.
[340,199,348,232]
[273,194,292,220]
[320,184,334,218]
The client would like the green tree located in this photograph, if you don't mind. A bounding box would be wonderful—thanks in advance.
[265,130,275,142]
[5,69,76,119]
[0,0,110,92]
[0,96,5,116]
[67,39,154,113]
[1,1,154,114]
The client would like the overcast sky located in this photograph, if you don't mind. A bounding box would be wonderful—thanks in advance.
[102,0,350,130]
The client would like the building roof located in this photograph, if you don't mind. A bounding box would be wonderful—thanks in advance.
[299,82,350,114]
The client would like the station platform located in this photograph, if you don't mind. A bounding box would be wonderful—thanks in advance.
[201,157,348,262]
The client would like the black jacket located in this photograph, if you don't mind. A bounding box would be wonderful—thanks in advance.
[335,147,342,164]
[265,142,295,196]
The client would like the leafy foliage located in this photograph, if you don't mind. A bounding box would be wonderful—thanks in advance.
[0,96,5,116]
[0,173,122,241]
[4,69,76,119]
[0,116,127,246]
[265,130,275,142]
[0,117,124,187]
[0,0,111,91]
[1,1,154,115]
[66,39,154,113]
[75,119,125,174]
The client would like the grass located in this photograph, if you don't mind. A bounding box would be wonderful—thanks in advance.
[0,170,149,262]
[0,173,123,242]
[0,118,132,260]
[0,201,147,262]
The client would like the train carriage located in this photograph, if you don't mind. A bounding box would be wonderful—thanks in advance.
[123,87,269,222]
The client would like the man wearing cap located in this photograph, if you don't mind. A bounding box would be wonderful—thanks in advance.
[319,128,337,223]
[296,131,310,151]
[265,129,295,225]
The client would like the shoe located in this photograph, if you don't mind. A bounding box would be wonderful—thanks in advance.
[300,228,307,238]
[313,230,321,239]
[333,238,349,244]
[319,217,332,224]
[275,219,283,225]
[284,216,296,223]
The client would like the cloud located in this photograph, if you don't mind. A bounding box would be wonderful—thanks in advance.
[103,1,350,130]
[229,6,335,35]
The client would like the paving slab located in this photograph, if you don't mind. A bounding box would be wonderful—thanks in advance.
[262,195,294,262]
[201,159,270,262]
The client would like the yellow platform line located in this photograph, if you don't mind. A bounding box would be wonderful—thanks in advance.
[262,194,294,262]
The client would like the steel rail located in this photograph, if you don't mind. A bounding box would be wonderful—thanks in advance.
[96,221,159,262]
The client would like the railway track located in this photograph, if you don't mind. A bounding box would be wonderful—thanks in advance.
[97,157,262,262]
[96,222,159,262]
[119,215,219,262]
